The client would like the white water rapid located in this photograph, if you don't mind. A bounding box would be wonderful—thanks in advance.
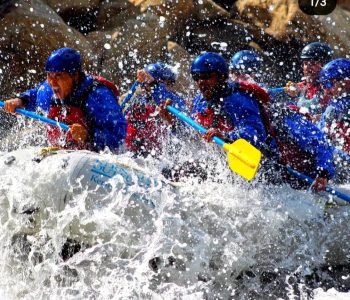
[0,121,349,300]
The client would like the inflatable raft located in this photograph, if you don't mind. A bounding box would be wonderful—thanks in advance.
[0,148,178,245]
[1,148,166,209]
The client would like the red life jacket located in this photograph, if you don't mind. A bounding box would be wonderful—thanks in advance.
[297,80,331,109]
[238,81,274,139]
[327,121,350,154]
[196,107,234,133]
[287,104,313,121]
[125,104,168,155]
[276,138,316,174]
[238,81,270,106]
[47,105,88,150]
[298,81,320,100]
[196,81,272,139]
[91,75,119,98]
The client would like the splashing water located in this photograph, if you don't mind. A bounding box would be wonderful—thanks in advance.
[0,124,349,300]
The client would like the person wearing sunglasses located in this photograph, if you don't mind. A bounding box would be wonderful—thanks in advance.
[318,58,350,154]
[285,42,333,118]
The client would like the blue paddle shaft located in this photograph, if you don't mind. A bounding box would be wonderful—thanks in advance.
[167,105,225,147]
[286,167,350,203]
[268,87,285,93]
[0,101,69,131]
[120,81,140,110]
[333,147,350,163]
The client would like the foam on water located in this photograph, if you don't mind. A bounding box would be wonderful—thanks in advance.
[0,126,349,299]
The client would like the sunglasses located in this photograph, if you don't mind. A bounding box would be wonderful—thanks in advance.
[191,72,213,81]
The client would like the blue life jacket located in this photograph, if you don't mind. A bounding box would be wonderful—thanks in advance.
[191,82,270,152]
[274,109,335,179]
[318,95,350,130]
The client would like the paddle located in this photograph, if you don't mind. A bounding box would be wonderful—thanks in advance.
[166,105,262,181]
[166,104,350,201]
[268,87,286,96]
[120,81,140,113]
[333,147,350,163]
[0,101,69,131]
[286,167,350,203]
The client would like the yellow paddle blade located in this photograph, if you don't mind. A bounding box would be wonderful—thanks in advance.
[223,138,262,181]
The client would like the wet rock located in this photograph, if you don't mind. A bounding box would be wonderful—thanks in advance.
[234,0,349,55]
[260,270,278,284]
[0,0,348,96]
[45,0,100,33]
[100,13,168,89]
[96,0,139,31]
[317,7,350,56]
[130,0,194,20]
[167,41,194,96]
[45,0,100,11]
[149,256,162,272]
[212,0,235,11]
[196,0,230,19]
[60,238,89,261]
[85,29,118,73]
[338,0,350,11]
[0,0,94,96]
[235,0,300,39]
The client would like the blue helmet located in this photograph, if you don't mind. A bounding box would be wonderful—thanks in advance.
[300,42,333,63]
[230,50,262,73]
[319,58,350,84]
[45,47,82,73]
[191,52,228,78]
[145,62,177,83]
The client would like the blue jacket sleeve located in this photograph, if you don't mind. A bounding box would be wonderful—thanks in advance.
[150,83,186,111]
[86,86,127,152]
[284,114,335,178]
[318,96,350,130]
[18,86,38,111]
[19,81,52,113]
[190,94,206,116]
[224,92,267,150]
